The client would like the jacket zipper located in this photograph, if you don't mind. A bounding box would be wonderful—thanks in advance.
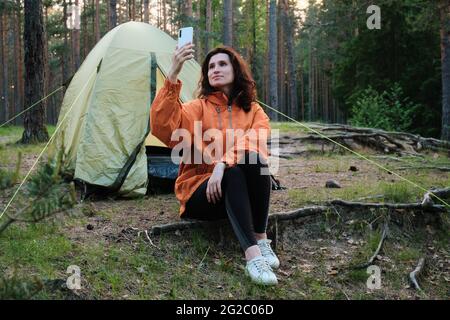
[227,105,233,129]
[215,106,222,130]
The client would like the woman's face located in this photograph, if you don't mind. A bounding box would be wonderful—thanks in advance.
[207,53,234,93]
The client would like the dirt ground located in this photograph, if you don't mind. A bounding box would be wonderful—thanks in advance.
[1,128,449,299]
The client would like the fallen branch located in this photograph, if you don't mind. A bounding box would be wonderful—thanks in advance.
[330,199,447,212]
[409,257,426,291]
[148,206,329,236]
[395,166,450,172]
[355,222,389,269]
[149,219,222,236]
[310,125,450,152]
[270,206,329,221]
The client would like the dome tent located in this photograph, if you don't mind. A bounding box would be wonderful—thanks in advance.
[56,22,201,197]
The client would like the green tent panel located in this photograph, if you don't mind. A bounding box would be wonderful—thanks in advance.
[56,22,201,197]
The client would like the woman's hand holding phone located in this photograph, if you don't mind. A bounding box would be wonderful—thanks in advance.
[167,43,195,84]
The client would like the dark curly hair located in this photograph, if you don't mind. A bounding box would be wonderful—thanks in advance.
[198,46,256,112]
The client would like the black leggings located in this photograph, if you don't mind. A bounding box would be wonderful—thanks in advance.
[182,153,271,251]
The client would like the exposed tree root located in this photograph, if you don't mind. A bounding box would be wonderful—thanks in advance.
[280,124,450,156]
[149,206,329,236]
[354,222,389,269]
[409,257,426,291]
[329,199,447,212]
[421,187,450,207]
[395,166,450,172]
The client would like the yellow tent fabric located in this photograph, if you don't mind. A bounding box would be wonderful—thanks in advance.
[56,22,201,197]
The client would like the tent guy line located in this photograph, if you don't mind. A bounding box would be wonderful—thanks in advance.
[257,99,450,208]
[0,86,65,129]
[0,69,98,221]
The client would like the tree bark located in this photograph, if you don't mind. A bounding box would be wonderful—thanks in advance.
[223,0,232,46]
[12,4,19,124]
[283,0,298,120]
[72,0,80,70]
[95,0,100,42]
[143,0,149,23]
[16,0,23,125]
[109,0,117,28]
[162,0,166,31]
[205,0,212,54]
[62,1,71,84]
[21,0,49,143]
[194,0,201,61]
[268,0,278,121]
[440,0,450,141]
[1,11,9,124]
[278,2,285,117]
[130,0,135,21]
[43,4,50,123]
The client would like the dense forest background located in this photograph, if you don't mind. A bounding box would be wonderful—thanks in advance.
[0,0,449,139]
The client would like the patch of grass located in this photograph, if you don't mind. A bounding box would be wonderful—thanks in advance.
[297,273,334,299]
[395,247,421,262]
[0,222,72,276]
[380,181,416,203]
[270,121,311,134]
[346,269,368,283]
[0,125,57,167]
[288,182,379,206]
[347,230,382,268]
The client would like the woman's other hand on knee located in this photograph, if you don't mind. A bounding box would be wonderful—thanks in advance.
[206,163,226,203]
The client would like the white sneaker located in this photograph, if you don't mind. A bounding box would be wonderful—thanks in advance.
[245,256,278,286]
[257,239,280,269]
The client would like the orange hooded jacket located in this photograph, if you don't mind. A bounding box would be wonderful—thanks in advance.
[150,79,271,215]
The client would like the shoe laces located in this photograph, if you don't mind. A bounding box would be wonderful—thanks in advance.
[251,257,272,273]
[259,240,275,257]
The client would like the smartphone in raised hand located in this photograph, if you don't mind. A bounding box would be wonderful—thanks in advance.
[178,27,193,49]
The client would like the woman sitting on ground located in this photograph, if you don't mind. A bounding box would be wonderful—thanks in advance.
[150,43,279,285]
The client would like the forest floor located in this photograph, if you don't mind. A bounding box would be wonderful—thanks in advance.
[0,123,449,300]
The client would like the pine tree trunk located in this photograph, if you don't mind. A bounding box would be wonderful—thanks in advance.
[143,0,149,23]
[62,1,71,84]
[43,5,51,123]
[308,33,313,121]
[12,6,19,124]
[162,0,166,31]
[131,0,135,21]
[278,2,285,117]
[110,0,117,28]
[440,0,450,141]
[73,0,80,70]
[223,0,232,46]
[95,0,100,41]
[195,0,201,61]
[0,13,3,125]
[16,0,24,125]
[251,0,257,79]
[283,0,298,120]
[1,12,9,124]
[9,15,15,125]
[264,0,269,104]
[268,0,278,121]
[314,55,318,120]
[205,0,212,54]
[300,65,305,120]
[21,0,49,144]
